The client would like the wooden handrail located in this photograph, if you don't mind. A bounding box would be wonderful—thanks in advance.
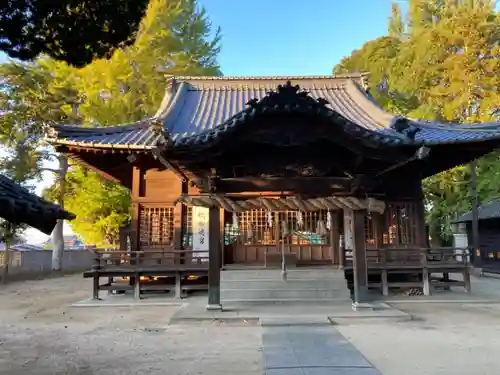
[91,249,210,270]
[344,247,470,268]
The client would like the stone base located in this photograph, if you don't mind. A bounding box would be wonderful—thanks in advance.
[206,303,223,311]
[351,302,374,311]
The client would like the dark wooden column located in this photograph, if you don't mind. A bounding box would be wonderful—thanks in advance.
[207,205,222,310]
[351,209,369,306]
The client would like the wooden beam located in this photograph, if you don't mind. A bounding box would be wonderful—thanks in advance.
[214,177,352,194]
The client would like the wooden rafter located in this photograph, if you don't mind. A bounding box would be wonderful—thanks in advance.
[211,176,352,194]
[176,194,386,214]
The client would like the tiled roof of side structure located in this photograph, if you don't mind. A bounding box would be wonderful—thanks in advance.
[0,174,76,235]
[453,198,500,223]
[46,74,500,149]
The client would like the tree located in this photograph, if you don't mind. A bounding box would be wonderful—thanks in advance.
[45,167,131,247]
[388,2,404,39]
[0,0,149,67]
[44,0,221,246]
[334,0,500,244]
[0,59,81,269]
[1,0,222,250]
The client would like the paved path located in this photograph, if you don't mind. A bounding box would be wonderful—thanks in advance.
[262,326,381,375]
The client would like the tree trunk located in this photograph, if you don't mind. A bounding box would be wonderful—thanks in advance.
[51,154,68,271]
[2,223,13,284]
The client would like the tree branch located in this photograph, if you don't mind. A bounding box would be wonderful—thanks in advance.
[39,167,60,173]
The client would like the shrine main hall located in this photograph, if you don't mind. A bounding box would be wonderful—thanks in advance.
[46,74,500,308]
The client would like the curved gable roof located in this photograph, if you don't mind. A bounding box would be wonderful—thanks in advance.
[45,74,500,150]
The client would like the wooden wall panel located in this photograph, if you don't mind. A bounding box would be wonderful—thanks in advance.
[143,169,181,203]
[130,168,184,251]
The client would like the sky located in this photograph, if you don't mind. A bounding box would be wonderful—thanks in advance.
[200,0,397,76]
[2,0,400,244]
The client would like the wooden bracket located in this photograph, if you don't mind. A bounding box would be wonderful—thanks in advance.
[151,148,187,183]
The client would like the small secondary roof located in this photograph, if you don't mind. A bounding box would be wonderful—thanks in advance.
[453,199,500,223]
[0,174,76,235]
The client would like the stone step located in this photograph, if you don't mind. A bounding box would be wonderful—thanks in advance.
[221,288,351,300]
[220,269,345,281]
[221,279,348,290]
[221,298,351,304]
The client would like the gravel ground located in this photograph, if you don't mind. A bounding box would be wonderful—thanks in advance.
[0,275,262,375]
[3,273,500,375]
[338,300,500,375]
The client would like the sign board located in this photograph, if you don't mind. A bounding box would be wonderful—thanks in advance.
[192,206,209,261]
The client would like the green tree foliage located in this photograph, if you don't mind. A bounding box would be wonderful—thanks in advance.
[0,0,149,67]
[75,0,221,126]
[45,167,131,246]
[333,0,500,243]
[0,0,221,247]
[388,2,404,39]
[0,61,80,181]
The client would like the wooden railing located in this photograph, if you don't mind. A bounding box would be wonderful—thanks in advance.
[344,247,470,269]
[344,247,471,296]
[85,249,210,300]
[89,249,209,270]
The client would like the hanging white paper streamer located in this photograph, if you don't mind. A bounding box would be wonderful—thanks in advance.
[281,220,289,237]
[296,211,303,228]
[326,211,332,230]
[267,211,273,227]
[316,219,327,236]
[232,212,239,230]
[247,224,254,240]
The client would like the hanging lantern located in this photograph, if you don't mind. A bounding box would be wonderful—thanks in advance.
[296,211,303,228]
[326,210,332,230]
[267,211,273,227]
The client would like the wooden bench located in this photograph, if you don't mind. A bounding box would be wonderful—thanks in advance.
[345,247,471,296]
[85,250,209,300]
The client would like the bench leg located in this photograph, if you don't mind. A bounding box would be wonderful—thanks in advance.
[443,272,451,290]
[134,275,141,300]
[107,276,114,295]
[464,269,471,293]
[93,276,100,300]
[422,268,430,296]
[381,270,389,296]
[175,271,182,299]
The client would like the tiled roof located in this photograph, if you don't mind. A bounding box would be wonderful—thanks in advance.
[0,174,76,235]
[453,199,500,223]
[46,74,500,150]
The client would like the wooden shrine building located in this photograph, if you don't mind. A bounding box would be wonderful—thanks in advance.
[45,74,500,308]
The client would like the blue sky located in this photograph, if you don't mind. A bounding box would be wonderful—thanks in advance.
[4,0,398,243]
[200,0,397,75]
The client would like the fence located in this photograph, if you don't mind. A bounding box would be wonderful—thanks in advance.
[0,250,94,280]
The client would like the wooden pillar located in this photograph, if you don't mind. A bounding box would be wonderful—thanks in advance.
[207,205,222,310]
[351,209,369,306]
[415,199,427,247]
[373,212,384,248]
[470,160,481,267]
[329,211,339,265]
[173,202,183,264]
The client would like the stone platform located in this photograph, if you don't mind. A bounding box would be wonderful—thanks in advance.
[262,325,381,374]
[168,298,411,326]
